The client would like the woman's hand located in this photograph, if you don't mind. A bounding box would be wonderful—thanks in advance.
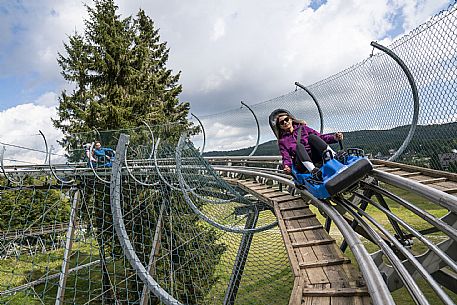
[283,165,291,174]
[334,132,344,141]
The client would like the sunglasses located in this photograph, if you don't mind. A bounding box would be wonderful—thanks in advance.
[279,117,290,126]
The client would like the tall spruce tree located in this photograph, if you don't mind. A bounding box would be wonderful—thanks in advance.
[53,0,189,145]
[53,1,224,304]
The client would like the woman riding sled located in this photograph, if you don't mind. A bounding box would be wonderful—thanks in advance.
[269,109,344,180]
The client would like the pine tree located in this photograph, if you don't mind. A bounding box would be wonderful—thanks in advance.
[53,0,189,150]
[53,1,223,304]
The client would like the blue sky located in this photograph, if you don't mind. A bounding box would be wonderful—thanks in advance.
[0,0,454,156]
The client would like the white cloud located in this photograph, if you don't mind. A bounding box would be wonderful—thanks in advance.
[35,91,59,107]
[3,0,450,104]
[0,102,64,165]
[398,0,451,32]
[211,18,226,41]
[0,0,452,137]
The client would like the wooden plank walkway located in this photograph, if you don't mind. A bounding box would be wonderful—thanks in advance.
[225,177,371,305]
[373,159,457,195]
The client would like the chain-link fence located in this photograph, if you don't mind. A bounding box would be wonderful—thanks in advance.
[193,2,457,172]
[0,126,291,304]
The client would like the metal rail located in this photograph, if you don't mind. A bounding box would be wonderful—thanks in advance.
[372,169,457,213]
[175,136,278,234]
[110,133,182,305]
[212,166,394,305]
[351,190,457,274]
[335,196,453,305]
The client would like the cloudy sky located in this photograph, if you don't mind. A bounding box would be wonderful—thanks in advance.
[0,0,453,160]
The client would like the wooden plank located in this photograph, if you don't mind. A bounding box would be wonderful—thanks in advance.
[283,214,315,221]
[288,278,302,305]
[444,188,457,194]
[292,239,335,248]
[382,167,402,172]
[274,202,301,277]
[286,209,327,285]
[256,189,280,195]
[294,212,332,285]
[280,204,309,212]
[274,195,300,203]
[299,258,351,269]
[250,183,271,189]
[303,283,331,305]
[418,177,447,185]
[302,288,369,297]
[373,159,457,182]
[287,225,323,233]
[399,171,421,177]
[267,193,294,199]
[433,180,457,189]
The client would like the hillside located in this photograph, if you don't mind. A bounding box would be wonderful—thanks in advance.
[203,122,457,159]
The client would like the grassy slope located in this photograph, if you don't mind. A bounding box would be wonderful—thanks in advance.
[0,184,455,304]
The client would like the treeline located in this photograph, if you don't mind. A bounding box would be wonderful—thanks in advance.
[203,122,457,171]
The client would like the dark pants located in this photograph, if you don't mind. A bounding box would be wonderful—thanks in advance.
[295,134,328,172]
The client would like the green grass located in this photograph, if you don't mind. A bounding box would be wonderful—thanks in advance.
[0,184,454,305]
[0,238,103,304]
[203,206,293,305]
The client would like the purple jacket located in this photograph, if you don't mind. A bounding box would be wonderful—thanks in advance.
[278,123,337,168]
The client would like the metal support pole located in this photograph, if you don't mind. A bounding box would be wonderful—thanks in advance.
[55,189,80,305]
[294,82,324,134]
[240,101,260,156]
[370,41,420,162]
[324,216,332,233]
[374,193,408,244]
[340,178,375,252]
[223,209,259,305]
[140,202,166,305]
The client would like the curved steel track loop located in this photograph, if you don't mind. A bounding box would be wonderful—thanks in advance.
[212,166,395,305]
[0,146,17,186]
[173,138,245,205]
[190,113,206,154]
[351,190,457,274]
[294,82,324,134]
[176,136,278,234]
[371,42,420,162]
[361,181,457,242]
[240,101,260,156]
[336,196,455,305]
[141,120,155,159]
[48,147,75,184]
[181,144,264,204]
[124,141,158,187]
[153,137,184,191]
[39,130,75,184]
[88,142,110,184]
[110,134,182,305]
